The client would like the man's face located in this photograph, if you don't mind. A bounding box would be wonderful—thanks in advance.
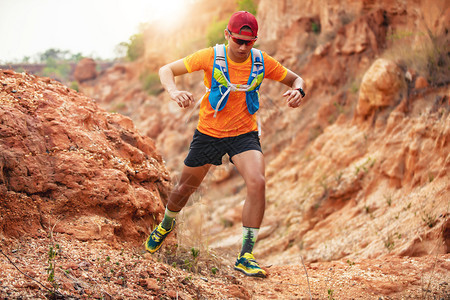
[225,28,257,62]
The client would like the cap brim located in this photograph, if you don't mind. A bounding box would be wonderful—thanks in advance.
[227,28,257,40]
[236,36,257,41]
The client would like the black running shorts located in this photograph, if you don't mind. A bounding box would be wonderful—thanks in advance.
[184,129,262,167]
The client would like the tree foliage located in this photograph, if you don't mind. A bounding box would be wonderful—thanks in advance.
[237,0,257,15]
[140,71,162,95]
[41,57,71,80]
[38,48,83,63]
[206,19,228,47]
[32,48,83,82]
[125,33,145,61]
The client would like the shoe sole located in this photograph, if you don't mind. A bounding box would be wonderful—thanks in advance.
[234,266,267,278]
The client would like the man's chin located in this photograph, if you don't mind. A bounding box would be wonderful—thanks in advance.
[237,51,249,58]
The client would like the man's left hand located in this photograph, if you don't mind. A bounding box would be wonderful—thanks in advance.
[282,89,305,108]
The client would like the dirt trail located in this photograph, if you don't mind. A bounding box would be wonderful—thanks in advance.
[1,234,449,299]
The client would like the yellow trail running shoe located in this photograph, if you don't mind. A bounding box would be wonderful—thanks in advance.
[145,221,175,253]
[234,252,267,278]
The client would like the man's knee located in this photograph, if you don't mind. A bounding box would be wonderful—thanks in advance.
[175,181,199,197]
[168,182,198,210]
[246,175,265,192]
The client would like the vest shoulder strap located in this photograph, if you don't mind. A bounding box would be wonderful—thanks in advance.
[214,45,264,70]
[213,45,265,90]
[250,48,264,75]
[251,48,263,62]
[214,44,227,72]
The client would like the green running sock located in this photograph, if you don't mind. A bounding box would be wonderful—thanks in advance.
[240,227,259,256]
[161,207,179,230]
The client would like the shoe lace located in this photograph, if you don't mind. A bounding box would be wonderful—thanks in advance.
[242,253,261,268]
[151,226,166,243]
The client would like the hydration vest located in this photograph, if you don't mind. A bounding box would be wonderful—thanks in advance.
[209,44,265,117]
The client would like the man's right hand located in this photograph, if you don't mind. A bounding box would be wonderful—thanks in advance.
[159,59,193,108]
[169,90,195,108]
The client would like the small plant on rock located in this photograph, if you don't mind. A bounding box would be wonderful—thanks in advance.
[47,243,59,290]
[422,212,438,228]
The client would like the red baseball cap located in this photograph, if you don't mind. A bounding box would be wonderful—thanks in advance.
[227,11,258,40]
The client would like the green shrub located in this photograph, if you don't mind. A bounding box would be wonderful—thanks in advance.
[127,33,145,61]
[70,81,79,92]
[311,22,320,34]
[383,29,449,86]
[140,72,161,95]
[237,0,257,15]
[207,19,228,47]
[42,58,71,81]
[424,35,449,85]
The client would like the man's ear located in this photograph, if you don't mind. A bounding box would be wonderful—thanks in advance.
[224,29,229,39]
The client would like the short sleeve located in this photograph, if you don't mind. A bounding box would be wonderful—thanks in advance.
[183,47,214,73]
[262,52,288,82]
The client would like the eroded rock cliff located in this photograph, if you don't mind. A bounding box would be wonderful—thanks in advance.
[0,70,170,245]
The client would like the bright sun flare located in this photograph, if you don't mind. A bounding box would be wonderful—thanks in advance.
[148,0,187,24]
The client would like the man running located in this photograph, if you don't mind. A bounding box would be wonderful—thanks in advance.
[145,11,306,278]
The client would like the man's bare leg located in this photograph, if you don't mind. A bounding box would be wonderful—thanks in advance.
[232,150,266,228]
[231,150,267,277]
[146,164,211,253]
[167,164,211,211]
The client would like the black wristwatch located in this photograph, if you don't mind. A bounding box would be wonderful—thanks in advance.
[296,88,305,97]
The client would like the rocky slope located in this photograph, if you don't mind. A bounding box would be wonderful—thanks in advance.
[0,70,171,245]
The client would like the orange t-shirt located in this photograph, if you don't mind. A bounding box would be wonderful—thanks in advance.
[183,46,288,138]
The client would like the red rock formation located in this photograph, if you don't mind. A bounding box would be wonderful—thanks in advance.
[0,70,170,244]
[356,58,406,118]
[73,58,98,82]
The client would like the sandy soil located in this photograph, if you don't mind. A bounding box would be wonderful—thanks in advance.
[1,233,448,299]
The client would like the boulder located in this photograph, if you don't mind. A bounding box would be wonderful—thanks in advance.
[74,58,98,82]
[415,76,429,89]
[356,58,405,117]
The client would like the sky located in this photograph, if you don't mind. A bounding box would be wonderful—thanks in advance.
[0,0,188,63]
